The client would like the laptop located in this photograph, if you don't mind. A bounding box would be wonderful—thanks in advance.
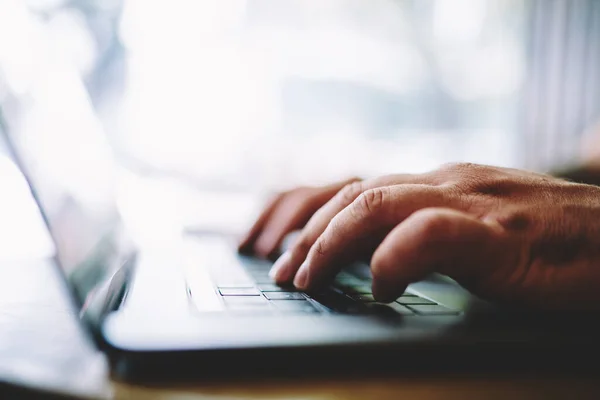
[1,38,600,385]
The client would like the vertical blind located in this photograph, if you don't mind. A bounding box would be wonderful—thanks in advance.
[522,0,600,171]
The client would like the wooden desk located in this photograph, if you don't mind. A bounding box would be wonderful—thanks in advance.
[113,376,600,400]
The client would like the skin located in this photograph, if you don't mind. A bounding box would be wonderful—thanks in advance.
[238,162,600,309]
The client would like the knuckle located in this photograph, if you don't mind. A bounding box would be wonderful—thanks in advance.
[312,239,327,258]
[326,213,344,237]
[352,187,389,219]
[439,162,464,173]
[437,163,499,191]
[440,162,478,172]
[413,210,454,242]
[337,181,364,204]
[438,162,483,180]
[292,236,313,257]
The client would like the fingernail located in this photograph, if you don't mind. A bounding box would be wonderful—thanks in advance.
[293,262,309,289]
[269,251,291,280]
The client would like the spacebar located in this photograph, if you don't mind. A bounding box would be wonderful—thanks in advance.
[185,269,225,312]
[183,255,225,313]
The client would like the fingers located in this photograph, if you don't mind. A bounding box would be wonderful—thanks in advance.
[370,208,508,302]
[252,194,318,258]
[269,180,367,282]
[270,174,429,283]
[239,178,360,259]
[291,184,458,290]
[238,193,283,254]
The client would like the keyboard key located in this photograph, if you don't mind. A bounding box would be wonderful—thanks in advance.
[258,283,297,292]
[264,292,305,300]
[386,302,415,315]
[397,296,437,305]
[222,296,268,308]
[407,304,459,315]
[271,300,320,313]
[218,287,260,296]
[350,294,376,302]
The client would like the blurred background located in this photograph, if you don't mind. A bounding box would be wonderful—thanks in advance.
[0,2,599,395]
[1,0,600,231]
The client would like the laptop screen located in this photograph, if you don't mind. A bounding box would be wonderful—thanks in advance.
[0,3,134,314]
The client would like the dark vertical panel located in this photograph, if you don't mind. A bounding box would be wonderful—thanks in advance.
[521,0,600,171]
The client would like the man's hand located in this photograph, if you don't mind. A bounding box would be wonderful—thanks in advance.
[239,163,600,309]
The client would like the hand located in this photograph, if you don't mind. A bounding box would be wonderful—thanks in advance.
[238,177,361,259]
[240,163,600,309]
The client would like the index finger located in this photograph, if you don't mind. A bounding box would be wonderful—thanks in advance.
[292,184,459,290]
[271,173,434,283]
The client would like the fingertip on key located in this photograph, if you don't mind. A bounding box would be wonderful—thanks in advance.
[372,280,404,304]
[293,262,309,290]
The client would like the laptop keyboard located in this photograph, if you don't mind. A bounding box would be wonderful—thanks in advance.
[208,254,459,317]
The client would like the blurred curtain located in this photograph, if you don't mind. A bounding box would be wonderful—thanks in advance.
[522,0,600,171]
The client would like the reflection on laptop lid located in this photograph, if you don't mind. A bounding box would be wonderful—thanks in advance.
[0,7,136,330]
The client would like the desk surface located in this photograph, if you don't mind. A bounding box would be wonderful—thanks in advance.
[112,376,600,400]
